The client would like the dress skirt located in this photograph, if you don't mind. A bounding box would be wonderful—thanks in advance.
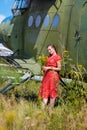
[39,70,60,99]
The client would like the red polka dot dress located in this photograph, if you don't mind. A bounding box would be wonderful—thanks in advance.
[39,54,62,99]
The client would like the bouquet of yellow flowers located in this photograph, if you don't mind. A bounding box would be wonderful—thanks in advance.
[38,56,48,66]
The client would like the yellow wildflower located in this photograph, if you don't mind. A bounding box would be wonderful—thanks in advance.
[5,110,17,124]
[38,56,48,65]
[63,50,69,54]
[78,64,83,68]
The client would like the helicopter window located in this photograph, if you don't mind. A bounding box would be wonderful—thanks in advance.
[43,14,50,27]
[35,15,41,28]
[12,0,22,16]
[52,14,60,28]
[12,0,30,16]
[12,0,21,9]
[28,16,34,27]
[12,0,29,9]
[21,0,30,8]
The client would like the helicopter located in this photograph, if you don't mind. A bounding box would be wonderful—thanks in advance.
[0,0,87,75]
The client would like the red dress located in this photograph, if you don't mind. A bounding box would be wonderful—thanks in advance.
[39,54,62,99]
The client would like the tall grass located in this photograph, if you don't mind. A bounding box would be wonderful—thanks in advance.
[0,79,87,130]
[0,54,87,130]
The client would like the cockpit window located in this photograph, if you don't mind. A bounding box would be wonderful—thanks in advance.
[12,0,20,9]
[12,0,30,16]
[21,0,30,8]
[43,14,50,27]
[52,14,60,28]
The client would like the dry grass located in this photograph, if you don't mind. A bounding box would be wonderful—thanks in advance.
[0,60,87,130]
[0,92,87,130]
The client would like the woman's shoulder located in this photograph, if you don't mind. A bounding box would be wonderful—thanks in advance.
[55,54,62,61]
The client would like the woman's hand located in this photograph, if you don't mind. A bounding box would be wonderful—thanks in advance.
[42,66,51,72]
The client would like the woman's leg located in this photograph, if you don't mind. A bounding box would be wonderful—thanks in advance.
[42,98,48,108]
[50,98,56,108]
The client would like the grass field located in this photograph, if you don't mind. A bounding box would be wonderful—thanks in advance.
[0,57,87,130]
[0,81,87,130]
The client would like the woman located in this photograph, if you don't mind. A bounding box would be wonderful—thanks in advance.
[39,44,62,109]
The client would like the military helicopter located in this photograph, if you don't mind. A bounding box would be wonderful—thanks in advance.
[0,0,87,74]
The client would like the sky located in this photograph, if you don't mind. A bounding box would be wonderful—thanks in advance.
[0,0,14,23]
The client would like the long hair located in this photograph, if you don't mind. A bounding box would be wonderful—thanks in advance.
[47,44,57,53]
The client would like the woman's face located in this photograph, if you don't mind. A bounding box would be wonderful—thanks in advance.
[47,46,55,55]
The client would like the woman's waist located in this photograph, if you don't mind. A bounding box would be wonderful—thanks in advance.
[45,69,58,75]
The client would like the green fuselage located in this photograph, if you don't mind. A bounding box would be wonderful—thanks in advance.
[0,0,87,71]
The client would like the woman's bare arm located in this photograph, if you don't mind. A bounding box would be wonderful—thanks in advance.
[42,61,61,72]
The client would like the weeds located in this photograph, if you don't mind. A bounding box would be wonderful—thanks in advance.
[0,53,87,130]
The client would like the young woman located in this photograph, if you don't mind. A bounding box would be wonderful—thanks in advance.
[39,44,62,109]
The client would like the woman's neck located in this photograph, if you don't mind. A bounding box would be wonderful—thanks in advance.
[53,52,57,56]
[50,52,57,56]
